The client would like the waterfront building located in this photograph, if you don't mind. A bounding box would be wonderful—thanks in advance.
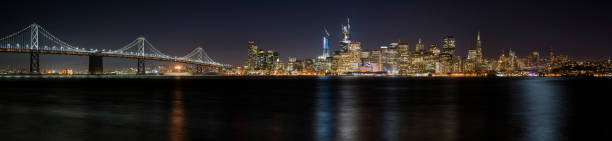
[370,49,383,72]
[527,51,540,71]
[247,41,258,72]
[286,57,296,74]
[264,50,280,74]
[304,59,315,74]
[245,41,279,75]
[509,49,517,72]
[331,51,341,74]
[381,43,399,74]
[314,56,331,74]
[397,42,411,75]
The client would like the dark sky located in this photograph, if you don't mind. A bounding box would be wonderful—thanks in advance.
[1,0,611,69]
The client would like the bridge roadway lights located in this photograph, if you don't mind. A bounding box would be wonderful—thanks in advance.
[137,58,145,75]
[29,52,40,74]
[88,55,103,75]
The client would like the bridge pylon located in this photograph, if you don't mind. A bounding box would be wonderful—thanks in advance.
[136,37,146,75]
[89,54,103,75]
[29,24,40,74]
[195,64,204,74]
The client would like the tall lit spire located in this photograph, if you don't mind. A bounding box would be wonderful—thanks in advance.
[347,17,350,29]
[322,27,330,58]
[342,17,351,41]
[477,30,480,41]
[340,17,352,51]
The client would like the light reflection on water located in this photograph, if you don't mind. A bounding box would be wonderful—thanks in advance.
[169,78,186,141]
[381,80,398,141]
[336,80,359,141]
[518,79,565,141]
[1,77,608,141]
[315,80,333,141]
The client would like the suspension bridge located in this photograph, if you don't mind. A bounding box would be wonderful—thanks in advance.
[0,23,231,74]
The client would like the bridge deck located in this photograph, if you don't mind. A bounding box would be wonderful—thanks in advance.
[0,48,228,67]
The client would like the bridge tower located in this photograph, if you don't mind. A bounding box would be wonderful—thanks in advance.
[89,54,103,74]
[137,37,146,75]
[195,46,204,73]
[29,24,40,74]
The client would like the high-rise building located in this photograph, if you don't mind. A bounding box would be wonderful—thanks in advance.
[476,31,483,63]
[286,57,296,73]
[322,28,331,58]
[397,42,411,75]
[245,41,279,75]
[508,49,517,71]
[527,51,540,70]
[429,43,440,56]
[442,35,456,56]
[315,56,330,74]
[381,43,399,74]
[263,50,279,73]
[438,36,455,74]
[339,18,351,52]
[247,41,258,72]
[467,50,478,61]
[370,49,383,72]
[415,38,425,52]
[360,50,370,66]
[336,42,361,74]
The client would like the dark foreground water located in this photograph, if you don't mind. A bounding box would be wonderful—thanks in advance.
[1,76,611,141]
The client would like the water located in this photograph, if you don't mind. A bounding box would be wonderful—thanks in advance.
[1,76,611,141]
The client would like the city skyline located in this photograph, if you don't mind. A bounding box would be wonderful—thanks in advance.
[2,0,612,68]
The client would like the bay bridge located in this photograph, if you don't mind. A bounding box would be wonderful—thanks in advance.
[0,23,231,74]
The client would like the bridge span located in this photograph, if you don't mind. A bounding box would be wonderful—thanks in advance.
[0,24,231,74]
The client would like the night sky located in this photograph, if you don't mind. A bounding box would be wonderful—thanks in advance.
[1,0,611,69]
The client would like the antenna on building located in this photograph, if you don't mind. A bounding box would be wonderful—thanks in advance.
[324,27,330,37]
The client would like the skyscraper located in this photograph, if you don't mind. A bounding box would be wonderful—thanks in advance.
[476,31,483,63]
[442,35,456,56]
[247,41,258,71]
[381,43,399,74]
[397,42,411,75]
[322,28,330,58]
[415,38,425,52]
[438,36,456,74]
[339,18,351,52]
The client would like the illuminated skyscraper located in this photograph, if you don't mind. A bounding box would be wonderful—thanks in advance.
[381,43,399,74]
[339,18,351,52]
[467,50,478,61]
[370,49,383,72]
[508,49,517,71]
[337,42,361,73]
[442,35,456,56]
[438,36,455,74]
[415,38,425,52]
[475,31,483,63]
[429,43,440,56]
[397,42,411,75]
[247,41,258,71]
[322,28,330,58]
